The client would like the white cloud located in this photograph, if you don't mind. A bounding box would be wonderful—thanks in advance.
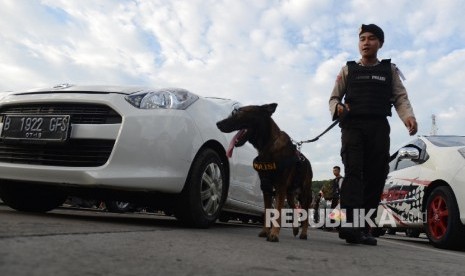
[0,0,464,179]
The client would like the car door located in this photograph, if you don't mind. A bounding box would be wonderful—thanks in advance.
[227,143,263,209]
[218,102,262,213]
[378,139,427,228]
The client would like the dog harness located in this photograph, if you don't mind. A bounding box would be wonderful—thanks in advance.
[253,143,307,194]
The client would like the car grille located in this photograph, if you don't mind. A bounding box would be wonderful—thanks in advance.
[0,103,122,124]
[0,139,115,167]
[0,103,121,167]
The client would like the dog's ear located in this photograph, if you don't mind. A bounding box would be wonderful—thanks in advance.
[263,103,278,115]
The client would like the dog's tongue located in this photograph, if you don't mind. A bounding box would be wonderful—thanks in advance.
[226,129,246,158]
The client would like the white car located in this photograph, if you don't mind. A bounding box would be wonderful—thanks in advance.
[376,135,465,249]
[0,84,263,227]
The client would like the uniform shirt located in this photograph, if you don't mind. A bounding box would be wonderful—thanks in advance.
[329,59,415,123]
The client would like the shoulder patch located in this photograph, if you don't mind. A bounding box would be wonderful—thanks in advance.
[395,65,406,81]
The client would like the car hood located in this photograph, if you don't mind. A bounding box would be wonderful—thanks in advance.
[6,84,236,101]
[9,84,152,96]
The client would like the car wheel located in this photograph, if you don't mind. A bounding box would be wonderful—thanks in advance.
[175,148,227,228]
[0,183,66,212]
[425,186,465,249]
[405,228,421,238]
[387,228,397,235]
[105,201,135,213]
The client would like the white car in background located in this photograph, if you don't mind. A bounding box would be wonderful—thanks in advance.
[377,135,465,249]
[0,84,262,228]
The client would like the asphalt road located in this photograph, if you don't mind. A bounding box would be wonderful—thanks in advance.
[0,204,464,276]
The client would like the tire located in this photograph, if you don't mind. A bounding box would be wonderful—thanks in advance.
[405,228,421,238]
[105,201,135,213]
[387,228,397,235]
[425,186,465,249]
[0,183,66,212]
[175,149,228,228]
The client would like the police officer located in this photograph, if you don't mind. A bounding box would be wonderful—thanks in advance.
[329,24,417,245]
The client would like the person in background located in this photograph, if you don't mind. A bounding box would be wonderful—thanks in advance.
[330,166,343,209]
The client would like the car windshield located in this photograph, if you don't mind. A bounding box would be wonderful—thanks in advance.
[426,136,465,147]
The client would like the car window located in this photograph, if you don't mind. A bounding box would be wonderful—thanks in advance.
[388,153,398,172]
[411,138,428,161]
[426,136,465,147]
[396,157,418,170]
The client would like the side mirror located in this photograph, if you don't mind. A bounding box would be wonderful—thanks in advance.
[398,146,420,161]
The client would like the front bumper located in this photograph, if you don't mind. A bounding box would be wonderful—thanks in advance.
[0,92,203,193]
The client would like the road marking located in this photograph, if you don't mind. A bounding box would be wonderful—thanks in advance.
[380,238,465,257]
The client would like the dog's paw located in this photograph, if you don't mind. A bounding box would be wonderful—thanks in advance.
[266,234,280,242]
[292,227,299,237]
[258,230,269,238]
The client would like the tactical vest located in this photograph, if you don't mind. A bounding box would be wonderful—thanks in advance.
[345,59,393,117]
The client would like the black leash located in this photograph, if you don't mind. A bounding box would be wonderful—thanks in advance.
[294,104,347,149]
[294,119,339,149]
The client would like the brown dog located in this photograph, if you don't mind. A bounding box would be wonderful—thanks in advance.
[216,103,313,242]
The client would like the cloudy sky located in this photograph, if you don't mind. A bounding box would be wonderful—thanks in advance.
[1,0,464,180]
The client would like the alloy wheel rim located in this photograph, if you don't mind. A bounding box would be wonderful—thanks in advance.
[427,195,449,240]
[200,162,223,216]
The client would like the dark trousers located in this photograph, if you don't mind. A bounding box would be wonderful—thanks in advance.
[331,197,339,209]
[339,118,390,223]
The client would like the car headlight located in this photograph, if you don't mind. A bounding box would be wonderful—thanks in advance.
[125,88,199,109]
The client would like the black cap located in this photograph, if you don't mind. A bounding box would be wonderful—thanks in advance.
[359,24,384,42]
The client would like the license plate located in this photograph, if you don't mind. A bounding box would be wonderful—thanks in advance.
[1,115,70,142]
